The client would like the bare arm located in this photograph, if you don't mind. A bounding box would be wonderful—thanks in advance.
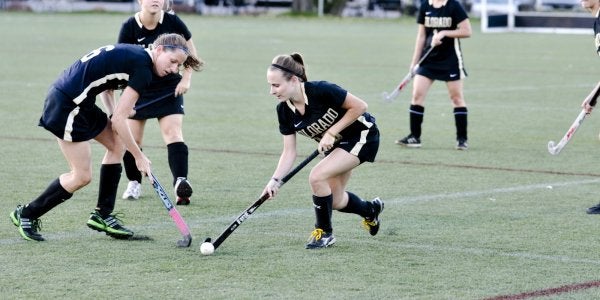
[100,90,116,116]
[431,18,472,47]
[411,25,428,70]
[263,134,298,199]
[319,92,368,153]
[111,86,152,178]
[175,38,199,96]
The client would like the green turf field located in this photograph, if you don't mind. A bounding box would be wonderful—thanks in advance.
[2,11,600,299]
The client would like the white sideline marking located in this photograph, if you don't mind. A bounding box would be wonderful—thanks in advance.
[2,178,600,266]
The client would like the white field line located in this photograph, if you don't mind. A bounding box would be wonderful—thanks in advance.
[388,178,600,205]
[2,178,600,266]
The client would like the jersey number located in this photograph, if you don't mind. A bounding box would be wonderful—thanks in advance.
[80,45,115,63]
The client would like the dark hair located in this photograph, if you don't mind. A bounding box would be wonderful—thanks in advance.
[270,53,307,82]
[153,33,204,71]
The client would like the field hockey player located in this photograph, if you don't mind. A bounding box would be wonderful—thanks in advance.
[9,33,201,242]
[264,53,384,249]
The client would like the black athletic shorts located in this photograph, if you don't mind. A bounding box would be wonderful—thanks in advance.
[39,86,108,142]
[132,73,185,120]
[416,65,467,82]
[331,125,380,163]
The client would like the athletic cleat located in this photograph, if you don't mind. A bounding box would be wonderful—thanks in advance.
[587,203,600,214]
[305,228,336,249]
[456,139,468,150]
[362,197,384,236]
[395,135,421,148]
[10,205,44,241]
[175,177,192,205]
[122,181,141,200]
[86,211,134,239]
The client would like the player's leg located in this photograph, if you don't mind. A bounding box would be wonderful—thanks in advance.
[10,139,92,241]
[447,79,468,150]
[396,74,434,147]
[304,149,361,249]
[86,121,133,239]
[158,113,192,205]
[332,173,384,236]
[121,119,146,200]
[329,135,384,235]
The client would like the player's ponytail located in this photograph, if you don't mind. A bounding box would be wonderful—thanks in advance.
[270,53,307,82]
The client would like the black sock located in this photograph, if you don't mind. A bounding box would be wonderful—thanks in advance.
[123,150,142,183]
[312,194,333,233]
[409,104,425,138]
[454,107,468,141]
[22,178,72,219]
[95,164,122,217]
[338,192,373,219]
[167,142,189,186]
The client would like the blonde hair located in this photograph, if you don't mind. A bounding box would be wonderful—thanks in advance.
[153,33,204,71]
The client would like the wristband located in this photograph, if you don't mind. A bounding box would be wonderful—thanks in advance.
[325,131,336,138]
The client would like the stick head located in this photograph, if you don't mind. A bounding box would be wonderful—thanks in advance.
[547,141,560,155]
[381,91,393,103]
[176,234,193,247]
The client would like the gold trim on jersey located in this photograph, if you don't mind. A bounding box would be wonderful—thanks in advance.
[134,10,165,28]
[285,82,309,112]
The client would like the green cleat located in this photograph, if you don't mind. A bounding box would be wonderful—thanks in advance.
[10,205,44,242]
[86,211,134,239]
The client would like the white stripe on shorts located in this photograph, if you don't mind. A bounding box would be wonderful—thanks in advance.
[63,106,80,142]
[350,129,369,156]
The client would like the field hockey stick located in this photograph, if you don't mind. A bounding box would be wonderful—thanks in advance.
[382,47,434,103]
[206,149,320,251]
[133,92,175,111]
[547,81,600,155]
[149,173,193,247]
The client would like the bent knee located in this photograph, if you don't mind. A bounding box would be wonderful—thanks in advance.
[308,170,327,187]
[72,173,92,189]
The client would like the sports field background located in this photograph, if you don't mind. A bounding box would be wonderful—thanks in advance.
[2,12,600,299]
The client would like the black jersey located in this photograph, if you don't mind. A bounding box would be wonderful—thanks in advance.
[118,10,192,48]
[52,44,154,108]
[276,81,376,141]
[416,0,468,70]
[593,10,600,56]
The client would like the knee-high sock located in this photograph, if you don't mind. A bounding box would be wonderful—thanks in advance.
[95,164,122,217]
[409,104,425,138]
[338,192,374,219]
[123,150,142,183]
[454,107,468,141]
[167,142,189,186]
[22,178,72,219]
[312,194,333,233]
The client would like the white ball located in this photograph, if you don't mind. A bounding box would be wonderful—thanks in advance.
[200,242,214,255]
